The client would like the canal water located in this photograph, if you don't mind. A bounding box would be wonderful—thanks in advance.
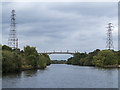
[2,64,118,88]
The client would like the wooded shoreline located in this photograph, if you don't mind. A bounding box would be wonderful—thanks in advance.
[2,45,51,74]
[66,49,120,68]
[2,45,120,74]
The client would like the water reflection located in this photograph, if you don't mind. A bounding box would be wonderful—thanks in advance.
[23,70,37,77]
[95,67,118,70]
[3,72,21,79]
[2,64,118,88]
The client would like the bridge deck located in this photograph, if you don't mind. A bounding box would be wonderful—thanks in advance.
[39,52,75,55]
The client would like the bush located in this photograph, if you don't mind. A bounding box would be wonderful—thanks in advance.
[67,49,119,67]
[2,45,51,74]
[2,50,21,73]
[92,50,118,67]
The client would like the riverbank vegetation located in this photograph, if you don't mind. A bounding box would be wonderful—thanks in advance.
[2,45,51,74]
[51,60,66,64]
[2,44,120,74]
[67,49,119,67]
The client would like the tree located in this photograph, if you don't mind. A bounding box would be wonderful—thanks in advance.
[118,50,120,64]
[67,57,73,64]
[42,53,51,65]
[26,55,38,68]
[71,53,87,65]
[24,46,38,56]
[2,45,12,51]
[23,46,39,68]
[2,50,21,73]
[37,55,47,69]
[92,50,118,67]
[2,45,51,74]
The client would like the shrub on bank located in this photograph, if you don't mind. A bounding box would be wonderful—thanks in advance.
[2,45,51,74]
[2,50,21,73]
[92,50,118,67]
[67,49,119,67]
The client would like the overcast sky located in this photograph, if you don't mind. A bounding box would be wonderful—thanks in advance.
[2,2,118,60]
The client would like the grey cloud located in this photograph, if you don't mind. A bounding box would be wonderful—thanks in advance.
[2,2,118,59]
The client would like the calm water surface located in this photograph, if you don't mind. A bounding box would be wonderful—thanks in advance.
[3,64,118,88]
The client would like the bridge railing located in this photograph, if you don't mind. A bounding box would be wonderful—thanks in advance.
[39,51,80,55]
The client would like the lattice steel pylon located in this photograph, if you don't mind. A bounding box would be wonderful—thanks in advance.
[106,23,114,50]
[8,10,18,49]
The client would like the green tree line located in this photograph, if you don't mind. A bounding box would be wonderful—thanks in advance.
[2,45,51,74]
[67,49,119,67]
[51,60,66,64]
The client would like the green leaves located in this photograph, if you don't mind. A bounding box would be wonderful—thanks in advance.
[23,46,50,69]
[92,50,118,67]
[2,45,51,74]
[2,45,12,51]
[67,49,119,67]
[2,50,21,73]
[37,55,47,68]
[71,53,87,65]
[24,46,38,56]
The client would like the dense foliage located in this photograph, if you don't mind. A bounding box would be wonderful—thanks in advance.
[2,44,120,74]
[2,45,51,74]
[67,49,119,67]
[2,50,21,73]
[51,60,66,64]
[92,50,118,67]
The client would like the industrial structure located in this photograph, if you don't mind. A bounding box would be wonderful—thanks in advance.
[7,10,114,51]
[106,23,114,50]
[8,10,18,49]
